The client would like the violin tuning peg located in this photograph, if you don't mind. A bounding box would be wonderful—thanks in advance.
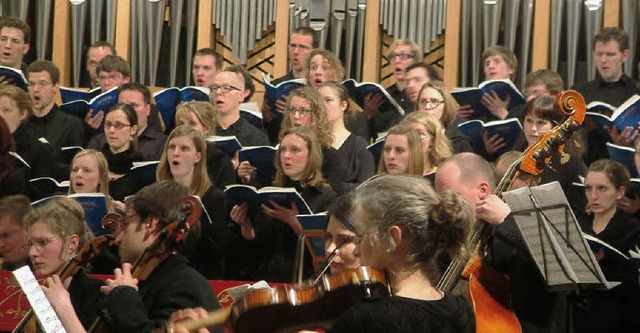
[551,133,566,146]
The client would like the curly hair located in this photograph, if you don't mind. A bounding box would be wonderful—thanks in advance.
[280,86,334,148]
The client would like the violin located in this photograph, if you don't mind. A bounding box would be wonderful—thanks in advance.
[87,196,203,333]
[175,266,390,333]
[437,90,586,332]
[12,234,117,333]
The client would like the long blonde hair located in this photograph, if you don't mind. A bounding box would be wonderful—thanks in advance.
[68,149,114,213]
[378,124,424,176]
[157,125,211,196]
[402,112,452,168]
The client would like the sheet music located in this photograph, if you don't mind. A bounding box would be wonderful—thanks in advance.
[12,266,67,333]
[502,181,618,292]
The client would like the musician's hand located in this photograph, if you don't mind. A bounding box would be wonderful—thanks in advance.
[481,131,506,157]
[363,93,384,119]
[112,199,126,213]
[476,194,510,226]
[101,263,139,295]
[618,196,640,214]
[262,200,302,234]
[481,90,510,119]
[237,161,256,184]
[85,109,104,130]
[0,75,14,87]
[457,104,474,118]
[605,125,638,147]
[42,275,74,313]
[167,308,210,333]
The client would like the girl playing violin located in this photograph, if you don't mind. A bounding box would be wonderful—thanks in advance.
[328,174,475,333]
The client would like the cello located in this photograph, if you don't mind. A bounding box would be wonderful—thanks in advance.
[436,90,586,332]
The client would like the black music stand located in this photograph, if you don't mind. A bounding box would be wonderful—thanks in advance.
[501,181,618,292]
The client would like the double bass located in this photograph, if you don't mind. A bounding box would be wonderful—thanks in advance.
[437,90,586,332]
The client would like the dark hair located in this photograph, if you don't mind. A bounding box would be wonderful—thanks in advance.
[118,82,152,105]
[106,103,138,129]
[354,174,471,284]
[326,192,355,232]
[0,17,31,44]
[593,27,629,52]
[127,180,200,252]
[0,117,16,181]
[524,69,565,95]
[88,41,116,56]
[523,95,565,125]
[404,62,442,82]
[225,64,255,101]
[293,26,319,49]
[587,159,630,189]
[26,60,60,84]
[194,48,224,70]
[96,55,131,78]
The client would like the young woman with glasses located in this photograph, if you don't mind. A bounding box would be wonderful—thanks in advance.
[101,103,143,201]
[26,197,104,331]
[414,81,473,154]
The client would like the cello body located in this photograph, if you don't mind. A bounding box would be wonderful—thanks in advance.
[438,90,586,333]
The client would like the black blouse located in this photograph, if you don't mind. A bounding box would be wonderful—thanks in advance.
[336,134,375,191]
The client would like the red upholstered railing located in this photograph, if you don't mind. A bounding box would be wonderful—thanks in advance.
[0,271,275,332]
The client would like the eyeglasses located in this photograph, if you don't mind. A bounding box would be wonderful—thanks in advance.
[286,108,311,115]
[104,121,132,130]
[101,212,139,233]
[27,81,53,88]
[24,236,59,252]
[209,84,242,94]
[388,52,414,61]
[418,98,444,110]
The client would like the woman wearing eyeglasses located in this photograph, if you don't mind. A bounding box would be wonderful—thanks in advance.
[327,174,474,333]
[230,126,337,282]
[101,103,143,202]
[156,125,231,279]
[415,81,473,154]
[377,124,424,177]
[26,197,104,331]
[401,112,452,183]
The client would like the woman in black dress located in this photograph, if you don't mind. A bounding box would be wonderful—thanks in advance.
[318,81,374,190]
[156,125,231,279]
[230,126,337,282]
[574,159,640,333]
[329,174,475,333]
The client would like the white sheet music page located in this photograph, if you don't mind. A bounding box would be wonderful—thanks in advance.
[12,266,67,333]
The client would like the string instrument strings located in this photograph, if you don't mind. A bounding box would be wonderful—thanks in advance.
[87,196,202,333]
[312,236,353,284]
[169,266,390,333]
